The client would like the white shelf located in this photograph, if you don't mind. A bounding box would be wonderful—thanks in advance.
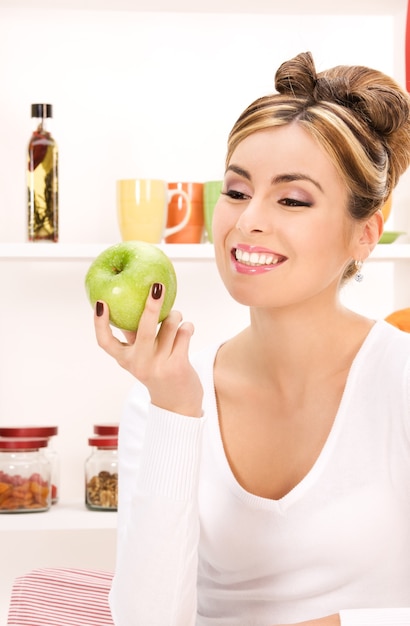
[0,242,216,262]
[370,243,410,260]
[0,502,117,532]
[0,242,409,262]
[0,0,404,14]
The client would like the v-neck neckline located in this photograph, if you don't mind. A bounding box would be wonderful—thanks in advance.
[206,320,382,512]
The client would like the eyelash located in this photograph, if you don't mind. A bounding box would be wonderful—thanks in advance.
[222,190,249,200]
[222,190,312,207]
[281,198,312,208]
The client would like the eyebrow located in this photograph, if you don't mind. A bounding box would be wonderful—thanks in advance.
[273,173,324,193]
[225,164,251,179]
[226,164,324,193]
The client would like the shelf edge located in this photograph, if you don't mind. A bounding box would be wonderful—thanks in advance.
[0,242,409,261]
[0,502,117,531]
[0,242,216,261]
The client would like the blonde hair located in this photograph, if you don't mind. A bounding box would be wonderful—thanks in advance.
[226,52,410,280]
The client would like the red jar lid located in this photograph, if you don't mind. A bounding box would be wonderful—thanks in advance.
[93,423,119,436]
[0,426,58,438]
[88,436,118,449]
[0,437,49,451]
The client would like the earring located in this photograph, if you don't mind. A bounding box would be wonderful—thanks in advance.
[354,260,364,282]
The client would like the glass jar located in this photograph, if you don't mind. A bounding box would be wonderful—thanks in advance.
[0,437,51,513]
[85,436,118,511]
[0,426,60,504]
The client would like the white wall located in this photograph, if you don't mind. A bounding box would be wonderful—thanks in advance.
[0,8,405,243]
[0,1,408,514]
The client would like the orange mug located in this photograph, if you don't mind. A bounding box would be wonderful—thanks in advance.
[165,182,204,243]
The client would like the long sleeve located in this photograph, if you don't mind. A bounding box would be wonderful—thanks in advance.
[109,385,205,626]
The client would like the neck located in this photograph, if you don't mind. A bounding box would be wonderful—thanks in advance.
[240,299,373,389]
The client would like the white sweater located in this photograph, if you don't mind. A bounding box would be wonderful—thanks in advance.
[109,320,410,626]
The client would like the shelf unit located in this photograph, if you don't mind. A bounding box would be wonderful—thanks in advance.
[0,242,409,261]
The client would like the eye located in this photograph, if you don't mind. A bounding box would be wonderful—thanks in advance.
[222,189,251,201]
[280,197,312,208]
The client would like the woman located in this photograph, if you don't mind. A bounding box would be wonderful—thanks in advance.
[94,52,410,625]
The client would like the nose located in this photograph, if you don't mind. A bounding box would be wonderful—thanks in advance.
[235,195,272,236]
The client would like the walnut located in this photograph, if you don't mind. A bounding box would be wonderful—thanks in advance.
[86,471,117,510]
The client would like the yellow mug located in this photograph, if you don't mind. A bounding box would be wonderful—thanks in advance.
[117,179,191,243]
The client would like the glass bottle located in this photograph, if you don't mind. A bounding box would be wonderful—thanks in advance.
[0,437,51,513]
[27,103,59,242]
[85,436,118,511]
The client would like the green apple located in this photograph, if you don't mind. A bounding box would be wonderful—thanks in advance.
[85,241,177,331]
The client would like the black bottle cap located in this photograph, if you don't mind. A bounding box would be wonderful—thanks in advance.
[31,103,52,118]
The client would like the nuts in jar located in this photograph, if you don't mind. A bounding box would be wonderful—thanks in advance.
[87,470,117,509]
[85,436,118,511]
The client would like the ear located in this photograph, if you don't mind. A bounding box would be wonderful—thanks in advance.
[354,210,384,259]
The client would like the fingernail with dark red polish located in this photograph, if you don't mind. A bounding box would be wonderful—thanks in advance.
[151,283,162,300]
[96,301,104,317]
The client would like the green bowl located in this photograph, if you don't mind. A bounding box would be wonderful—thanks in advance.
[379,231,405,244]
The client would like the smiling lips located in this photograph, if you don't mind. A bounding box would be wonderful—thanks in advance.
[232,245,287,274]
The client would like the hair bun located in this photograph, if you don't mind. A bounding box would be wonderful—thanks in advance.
[318,64,410,187]
[317,65,410,137]
[275,51,318,98]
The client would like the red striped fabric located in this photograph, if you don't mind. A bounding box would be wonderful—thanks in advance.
[7,567,114,625]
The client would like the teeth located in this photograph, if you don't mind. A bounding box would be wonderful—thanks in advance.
[235,249,282,266]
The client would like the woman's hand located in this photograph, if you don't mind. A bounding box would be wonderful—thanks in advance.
[94,283,203,417]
